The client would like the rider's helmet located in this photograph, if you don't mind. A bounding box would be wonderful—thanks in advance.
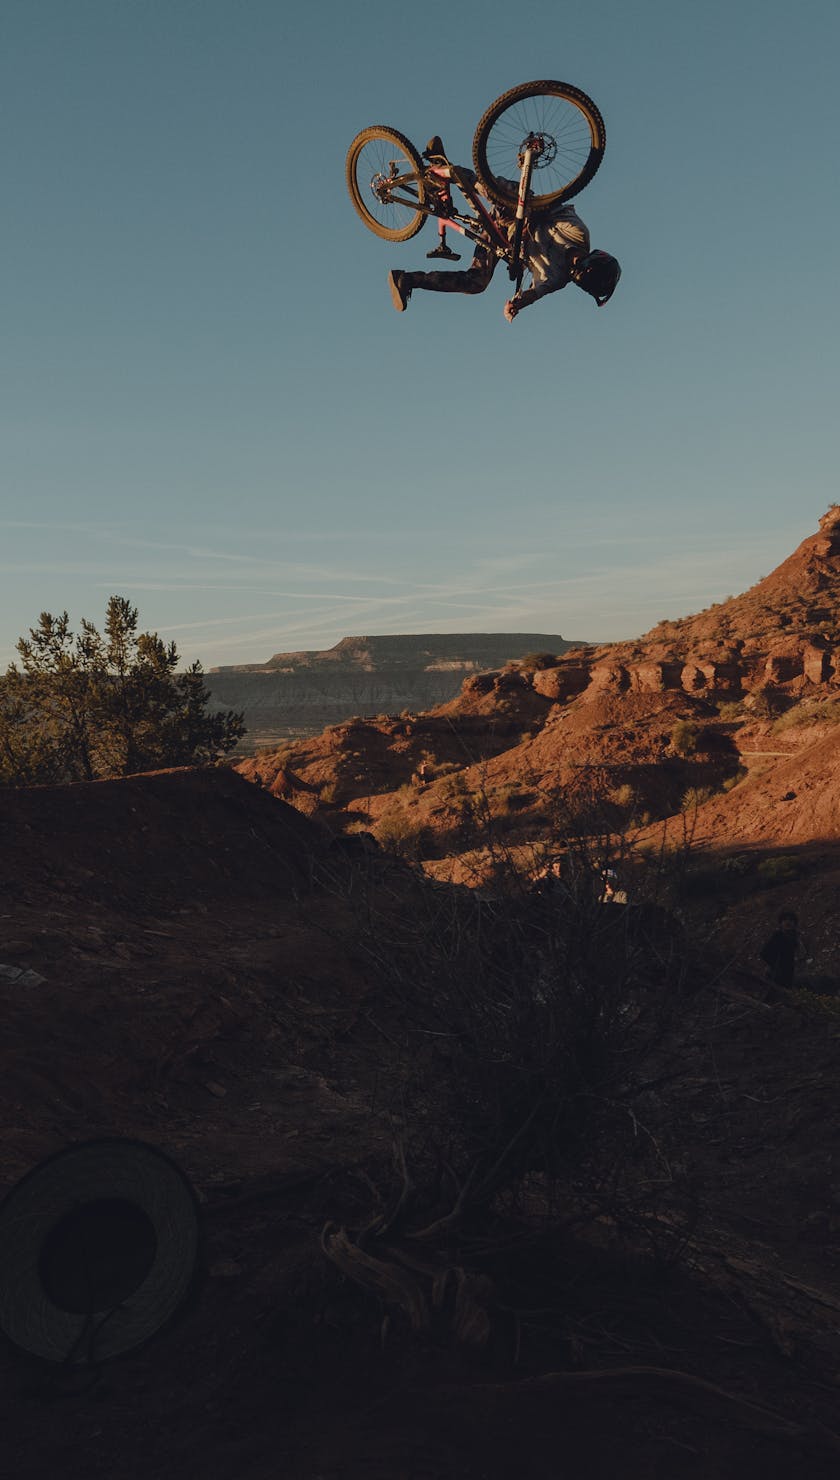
[571,250,621,307]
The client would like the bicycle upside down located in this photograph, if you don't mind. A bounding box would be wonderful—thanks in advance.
[346,81,621,325]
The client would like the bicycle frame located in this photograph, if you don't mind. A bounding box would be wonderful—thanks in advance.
[375,143,541,286]
[424,166,510,262]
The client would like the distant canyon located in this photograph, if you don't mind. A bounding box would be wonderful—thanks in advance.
[206,632,577,747]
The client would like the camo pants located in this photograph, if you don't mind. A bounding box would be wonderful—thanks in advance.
[402,241,498,296]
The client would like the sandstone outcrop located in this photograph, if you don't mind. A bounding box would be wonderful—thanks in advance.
[520,641,837,706]
[501,506,840,710]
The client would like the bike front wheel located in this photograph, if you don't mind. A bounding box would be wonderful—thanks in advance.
[346,126,427,242]
[472,81,605,211]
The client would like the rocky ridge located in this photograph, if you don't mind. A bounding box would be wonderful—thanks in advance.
[523,506,840,706]
[238,507,840,865]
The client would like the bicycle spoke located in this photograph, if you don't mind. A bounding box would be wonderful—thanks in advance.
[353,138,422,234]
[477,88,600,204]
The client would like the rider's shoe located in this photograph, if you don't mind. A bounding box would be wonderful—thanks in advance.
[388,270,411,312]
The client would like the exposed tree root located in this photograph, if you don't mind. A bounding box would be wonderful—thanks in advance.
[320,1223,498,1349]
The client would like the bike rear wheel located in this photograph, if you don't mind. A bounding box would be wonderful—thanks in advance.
[472,81,605,211]
[346,126,427,242]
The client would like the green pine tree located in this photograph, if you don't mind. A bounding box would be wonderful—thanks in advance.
[0,597,245,785]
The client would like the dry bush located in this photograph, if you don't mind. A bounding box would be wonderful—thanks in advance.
[680,785,716,812]
[326,779,697,1261]
[772,698,840,731]
[670,720,702,757]
[374,806,428,859]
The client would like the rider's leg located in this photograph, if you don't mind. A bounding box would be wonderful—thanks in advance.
[389,245,496,310]
[404,252,495,294]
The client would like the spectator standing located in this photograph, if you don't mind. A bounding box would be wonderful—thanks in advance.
[760,910,803,990]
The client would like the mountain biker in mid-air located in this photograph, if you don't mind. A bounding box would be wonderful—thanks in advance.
[387,136,621,324]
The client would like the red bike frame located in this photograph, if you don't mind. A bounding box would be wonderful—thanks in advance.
[426,165,510,260]
[425,143,537,287]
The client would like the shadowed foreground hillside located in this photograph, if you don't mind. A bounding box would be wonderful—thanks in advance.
[2,766,840,1478]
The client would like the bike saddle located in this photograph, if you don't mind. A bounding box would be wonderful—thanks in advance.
[426,243,462,260]
[423,135,448,161]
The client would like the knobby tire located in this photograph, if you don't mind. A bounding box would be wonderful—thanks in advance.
[472,80,606,211]
[346,126,427,242]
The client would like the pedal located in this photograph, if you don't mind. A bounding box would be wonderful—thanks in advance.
[426,245,461,260]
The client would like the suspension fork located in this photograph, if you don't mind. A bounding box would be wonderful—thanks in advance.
[509,145,535,286]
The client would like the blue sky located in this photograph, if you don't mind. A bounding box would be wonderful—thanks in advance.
[1,0,837,669]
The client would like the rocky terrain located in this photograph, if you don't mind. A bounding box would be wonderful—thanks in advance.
[4,509,840,1478]
[240,507,840,897]
[206,632,573,745]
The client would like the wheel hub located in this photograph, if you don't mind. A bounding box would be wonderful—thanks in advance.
[370,172,394,204]
[517,132,558,170]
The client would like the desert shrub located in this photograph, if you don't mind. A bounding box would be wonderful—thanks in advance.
[716,701,744,722]
[756,855,800,885]
[375,808,427,859]
[439,771,475,808]
[721,767,748,792]
[343,821,692,1219]
[518,652,558,670]
[748,688,787,720]
[313,791,709,1366]
[630,809,653,829]
[494,783,535,813]
[773,699,840,731]
[426,759,459,781]
[670,720,702,757]
[680,785,716,812]
[611,783,637,810]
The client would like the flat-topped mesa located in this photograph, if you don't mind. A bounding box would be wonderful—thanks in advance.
[206,633,579,739]
[212,632,571,675]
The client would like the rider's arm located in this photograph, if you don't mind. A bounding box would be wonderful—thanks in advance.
[514,278,565,310]
[508,264,571,317]
[511,211,590,314]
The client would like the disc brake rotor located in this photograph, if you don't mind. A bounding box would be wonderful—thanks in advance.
[517,132,559,170]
